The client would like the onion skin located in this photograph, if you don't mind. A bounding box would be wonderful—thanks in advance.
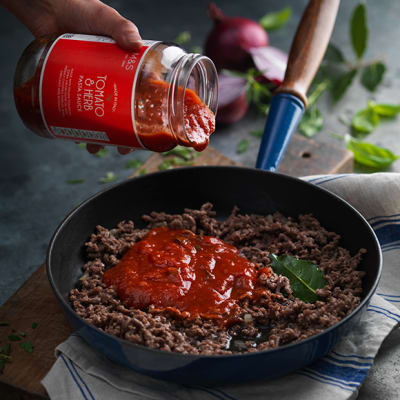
[205,3,269,71]
[216,92,248,125]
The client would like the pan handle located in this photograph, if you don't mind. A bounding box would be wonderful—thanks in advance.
[256,0,340,171]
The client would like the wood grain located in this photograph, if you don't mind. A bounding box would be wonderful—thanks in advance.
[276,0,340,106]
[0,265,72,399]
[0,140,352,399]
[133,137,353,178]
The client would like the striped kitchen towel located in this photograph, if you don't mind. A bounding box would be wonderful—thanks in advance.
[42,172,400,400]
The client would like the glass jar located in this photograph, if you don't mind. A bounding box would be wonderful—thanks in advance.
[14,34,218,152]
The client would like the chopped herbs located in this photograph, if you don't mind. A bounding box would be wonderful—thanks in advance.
[94,148,108,158]
[8,334,22,342]
[0,323,36,373]
[259,7,292,31]
[157,145,198,171]
[191,46,203,54]
[163,146,196,161]
[174,31,191,46]
[19,342,34,354]
[299,108,323,138]
[125,159,143,170]
[250,129,263,138]
[99,172,119,184]
[139,169,147,175]
[236,139,249,154]
[66,179,85,184]
[0,322,9,327]
[77,143,86,149]
[158,159,174,170]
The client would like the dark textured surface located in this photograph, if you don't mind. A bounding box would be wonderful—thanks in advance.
[0,0,399,397]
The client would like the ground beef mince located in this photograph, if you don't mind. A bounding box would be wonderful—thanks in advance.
[69,203,366,355]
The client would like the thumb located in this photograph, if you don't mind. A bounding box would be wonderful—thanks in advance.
[88,2,142,50]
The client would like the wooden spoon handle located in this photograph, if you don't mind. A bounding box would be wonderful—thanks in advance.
[276,0,340,107]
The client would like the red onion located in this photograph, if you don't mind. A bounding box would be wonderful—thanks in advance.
[216,74,248,124]
[249,46,288,85]
[205,3,269,71]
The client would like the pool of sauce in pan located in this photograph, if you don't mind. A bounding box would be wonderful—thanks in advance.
[103,227,271,323]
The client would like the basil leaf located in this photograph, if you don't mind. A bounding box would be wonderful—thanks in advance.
[331,69,357,102]
[158,159,174,170]
[371,103,400,118]
[259,7,292,31]
[250,129,263,138]
[352,106,379,133]
[299,108,323,137]
[324,43,345,64]
[124,159,143,170]
[237,139,249,154]
[361,62,386,91]
[350,3,368,60]
[19,342,34,354]
[191,46,203,54]
[269,254,326,303]
[139,169,147,175]
[346,136,399,169]
[174,31,191,46]
[99,172,118,183]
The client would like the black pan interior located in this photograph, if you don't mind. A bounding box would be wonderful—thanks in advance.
[48,167,381,310]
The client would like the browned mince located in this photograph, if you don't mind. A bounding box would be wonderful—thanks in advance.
[69,203,366,355]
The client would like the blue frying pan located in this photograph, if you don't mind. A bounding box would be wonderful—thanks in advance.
[46,0,381,386]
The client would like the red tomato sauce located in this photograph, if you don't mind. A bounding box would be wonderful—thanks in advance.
[103,228,269,320]
[135,79,215,152]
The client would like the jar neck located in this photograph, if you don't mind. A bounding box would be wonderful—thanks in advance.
[167,53,218,147]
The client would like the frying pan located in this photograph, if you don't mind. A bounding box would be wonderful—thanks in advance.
[46,0,382,385]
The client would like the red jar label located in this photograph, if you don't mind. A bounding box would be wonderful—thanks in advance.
[39,34,154,148]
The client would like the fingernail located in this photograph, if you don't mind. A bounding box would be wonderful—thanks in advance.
[125,33,142,49]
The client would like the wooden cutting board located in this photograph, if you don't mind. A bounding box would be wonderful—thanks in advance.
[0,137,353,400]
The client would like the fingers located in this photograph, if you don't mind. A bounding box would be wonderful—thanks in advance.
[89,1,142,51]
[86,144,134,155]
[86,143,104,153]
[118,147,134,155]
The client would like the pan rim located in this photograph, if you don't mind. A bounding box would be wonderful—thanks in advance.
[46,166,382,361]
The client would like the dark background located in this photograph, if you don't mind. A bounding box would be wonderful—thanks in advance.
[0,1,399,398]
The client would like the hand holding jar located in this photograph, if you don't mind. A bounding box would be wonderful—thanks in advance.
[4,0,218,155]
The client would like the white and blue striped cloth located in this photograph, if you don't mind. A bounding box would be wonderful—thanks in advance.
[42,173,400,400]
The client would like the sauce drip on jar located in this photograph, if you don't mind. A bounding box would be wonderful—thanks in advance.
[103,228,268,320]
